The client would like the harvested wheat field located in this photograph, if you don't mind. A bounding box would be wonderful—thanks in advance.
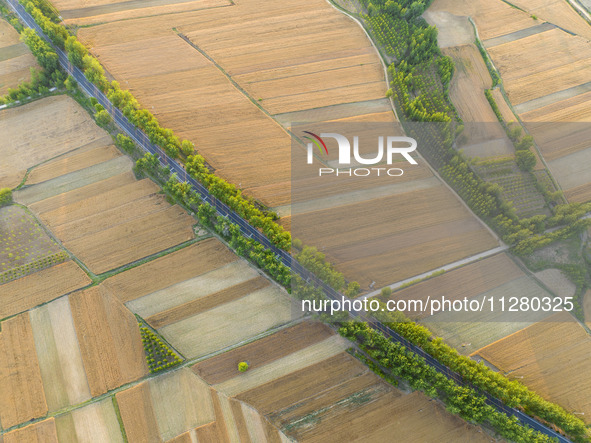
[428,0,537,41]
[3,418,58,443]
[475,313,591,423]
[292,184,497,288]
[381,253,523,320]
[424,273,558,355]
[116,368,216,441]
[102,234,295,359]
[26,144,122,185]
[0,18,38,95]
[23,159,195,273]
[0,260,90,320]
[508,0,591,41]
[72,0,398,208]
[196,324,494,442]
[55,398,124,442]
[0,313,47,429]
[102,238,237,303]
[0,95,110,189]
[69,286,148,396]
[65,0,499,291]
[29,297,91,412]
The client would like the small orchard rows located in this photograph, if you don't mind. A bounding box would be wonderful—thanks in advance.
[139,325,182,373]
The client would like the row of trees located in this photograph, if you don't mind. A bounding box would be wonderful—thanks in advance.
[340,322,561,443]
[371,312,589,441]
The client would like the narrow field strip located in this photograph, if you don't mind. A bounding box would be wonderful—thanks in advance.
[127,260,257,318]
[146,276,270,329]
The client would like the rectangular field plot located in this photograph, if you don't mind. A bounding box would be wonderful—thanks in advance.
[55,398,124,443]
[423,275,557,355]
[0,313,47,429]
[159,284,296,359]
[25,162,195,274]
[102,238,237,303]
[69,286,148,396]
[0,260,91,320]
[29,297,91,412]
[0,19,37,95]
[3,418,58,443]
[116,368,215,441]
[0,95,111,189]
[475,313,591,423]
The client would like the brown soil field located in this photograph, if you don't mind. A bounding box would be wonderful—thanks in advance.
[193,321,334,385]
[102,238,237,303]
[27,171,137,214]
[27,144,121,185]
[299,389,493,442]
[476,313,591,423]
[565,182,591,203]
[55,398,124,442]
[3,418,58,443]
[0,19,37,95]
[0,19,20,46]
[146,276,270,328]
[508,0,591,41]
[425,274,556,355]
[231,351,492,442]
[63,204,193,274]
[29,297,91,412]
[383,253,523,319]
[0,95,109,188]
[0,260,90,320]
[66,0,499,292]
[115,383,161,443]
[292,185,497,288]
[69,286,148,396]
[15,156,134,206]
[32,175,157,224]
[0,313,47,429]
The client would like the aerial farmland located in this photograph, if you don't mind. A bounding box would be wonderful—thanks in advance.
[2,0,591,441]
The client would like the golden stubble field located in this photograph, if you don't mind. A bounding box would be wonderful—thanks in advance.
[475,313,591,424]
[16,144,196,274]
[0,18,38,95]
[0,95,111,189]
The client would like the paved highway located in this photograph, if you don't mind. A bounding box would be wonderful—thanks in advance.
[6,1,573,440]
